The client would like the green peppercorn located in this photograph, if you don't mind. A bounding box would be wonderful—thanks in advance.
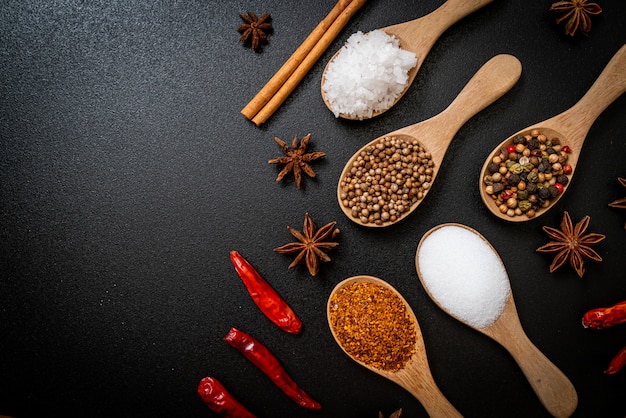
[518,200,532,212]
[527,172,539,183]
[509,163,523,174]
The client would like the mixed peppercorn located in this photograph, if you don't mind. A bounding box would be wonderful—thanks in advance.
[482,129,573,219]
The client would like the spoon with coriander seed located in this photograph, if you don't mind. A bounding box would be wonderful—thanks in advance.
[321,0,494,120]
[416,223,578,418]
[480,43,626,222]
[337,54,522,227]
[327,275,462,418]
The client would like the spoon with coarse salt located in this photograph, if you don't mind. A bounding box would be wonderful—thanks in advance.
[337,54,522,227]
[480,43,626,222]
[416,223,578,418]
[327,275,462,418]
[321,0,494,120]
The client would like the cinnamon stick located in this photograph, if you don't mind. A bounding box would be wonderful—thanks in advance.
[240,0,352,121]
[243,0,367,125]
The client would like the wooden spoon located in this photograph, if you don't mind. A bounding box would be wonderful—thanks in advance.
[415,223,578,418]
[321,0,494,119]
[480,43,626,222]
[327,275,462,418]
[337,54,522,227]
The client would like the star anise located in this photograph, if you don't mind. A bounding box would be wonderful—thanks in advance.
[379,409,402,418]
[268,134,325,189]
[274,212,339,276]
[537,211,605,278]
[550,0,602,36]
[608,177,626,229]
[238,12,272,52]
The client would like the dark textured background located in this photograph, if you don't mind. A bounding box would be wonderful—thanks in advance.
[1,0,625,417]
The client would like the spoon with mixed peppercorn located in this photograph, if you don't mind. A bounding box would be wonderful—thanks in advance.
[480,43,626,222]
[337,54,522,227]
[327,275,462,418]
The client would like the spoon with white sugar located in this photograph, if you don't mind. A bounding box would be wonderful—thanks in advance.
[321,0,494,120]
[415,223,578,418]
[337,54,521,227]
[479,43,626,222]
[327,275,462,418]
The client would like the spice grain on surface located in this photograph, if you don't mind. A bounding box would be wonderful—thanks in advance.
[328,282,416,372]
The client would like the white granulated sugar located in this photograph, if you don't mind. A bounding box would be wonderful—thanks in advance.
[323,30,418,120]
[417,225,511,329]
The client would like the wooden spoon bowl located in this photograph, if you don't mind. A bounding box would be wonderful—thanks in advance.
[321,0,494,120]
[327,275,462,418]
[337,54,521,227]
[415,223,578,418]
[480,43,626,222]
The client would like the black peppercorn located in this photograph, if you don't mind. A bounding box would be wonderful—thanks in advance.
[488,162,499,174]
[527,137,539,150]
[539,187,551,199]
[548,185,559,198]
[513,134,527,145]
[538,160,551,173]
[526,182,537,193]
[557,175,569,186]
[509,173,521,185]
[492,183,504,193]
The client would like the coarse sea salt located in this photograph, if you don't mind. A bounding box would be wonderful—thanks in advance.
[417,225,511,329]
[323,30,418,120]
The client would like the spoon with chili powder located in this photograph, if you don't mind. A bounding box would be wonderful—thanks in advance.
[327,275,462,418]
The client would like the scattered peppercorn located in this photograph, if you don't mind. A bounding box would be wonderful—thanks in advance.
[482,129,573,218]
[328,281,416,372]
[339,135,434,225]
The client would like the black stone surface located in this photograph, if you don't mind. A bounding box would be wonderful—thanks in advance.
[1,1,625,417]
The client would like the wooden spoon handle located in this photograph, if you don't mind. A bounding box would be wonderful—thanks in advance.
[385,0,494,54]
[553,43,626,141]
[424,0,495,34]
[410,54,521,139]
[503,333,578,418]
[398,361,463,418]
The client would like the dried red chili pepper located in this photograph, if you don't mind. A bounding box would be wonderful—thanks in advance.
[197,376,256,418]
[224,327,322,411]
[605,346,626,375]
[230,250,302,334]
[582,300,626,330]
